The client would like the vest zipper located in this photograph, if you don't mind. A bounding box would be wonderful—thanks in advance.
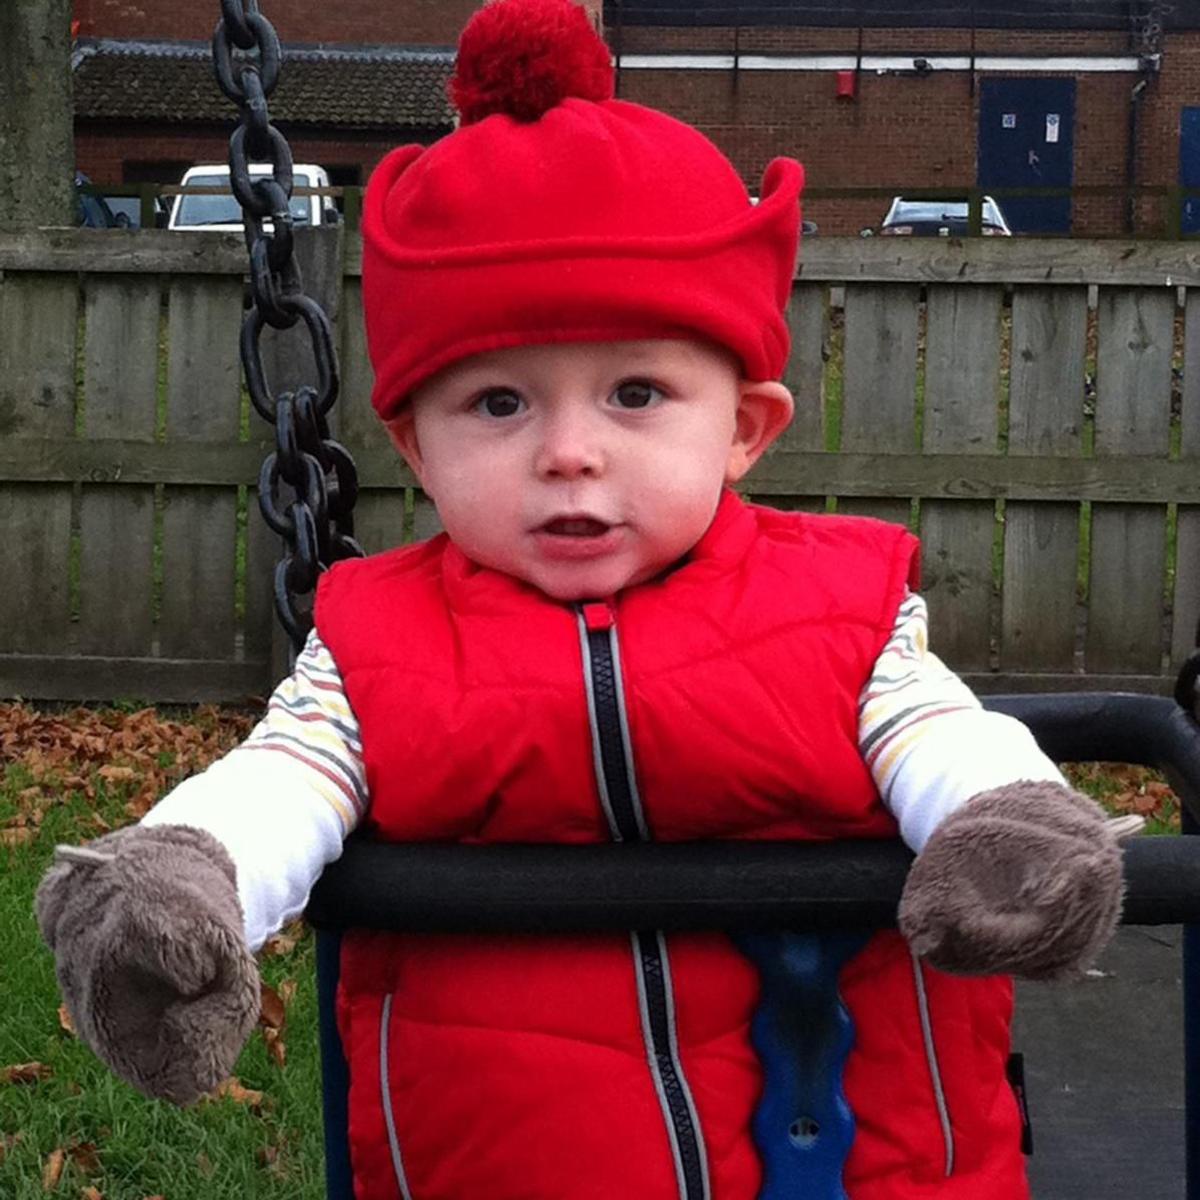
[379,993,415,1199]
[576,602,711,1200]
[909,948,955,1178]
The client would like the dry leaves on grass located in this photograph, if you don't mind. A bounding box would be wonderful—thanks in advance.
[205,1076,265,1112]
[40,1140,101,1191]
[1064,762,1181,830]
[42,1146,65,1190]
[0,703,256,825]
[261,921,305,957]
[259,978,297,1068]
[2,1061,53,1084]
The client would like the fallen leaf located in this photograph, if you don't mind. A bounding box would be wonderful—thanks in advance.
[58,1005,76,1037]
[262,1025,287,1068]
[124,796,154,820]
[0,826,35,846]
[81,1188,104,1200]
[206,1076,263,1111]
[97,765,136,784]
[42,1147,65,1190]
[3,1061,53,1084]
[69,1142,100,1174]
[261,923,303,957]
[259,984,286,1030]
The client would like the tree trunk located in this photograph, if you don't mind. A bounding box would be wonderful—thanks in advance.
[0,0,75,228]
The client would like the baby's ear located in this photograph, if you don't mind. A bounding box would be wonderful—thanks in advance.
[725,380,795,484]
[385,412,427,489]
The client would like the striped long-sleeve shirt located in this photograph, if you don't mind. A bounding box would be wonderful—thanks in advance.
[143,591,1062,950]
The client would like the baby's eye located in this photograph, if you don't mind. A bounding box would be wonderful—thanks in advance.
[612,380,663,410]
[475,389,524,418]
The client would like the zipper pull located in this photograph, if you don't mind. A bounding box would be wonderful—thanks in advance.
[580,601,615,632]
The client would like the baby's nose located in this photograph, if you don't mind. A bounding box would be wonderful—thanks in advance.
[534,411,605,479]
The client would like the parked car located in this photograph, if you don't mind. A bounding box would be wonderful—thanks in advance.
[864,196,1013,238]
[167,163,339,232]
[74,172,121,228]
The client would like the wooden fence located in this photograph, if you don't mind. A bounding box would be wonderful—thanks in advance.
[1,227,1197,702]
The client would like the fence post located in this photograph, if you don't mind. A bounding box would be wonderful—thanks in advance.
[1168,185,1185,240]
[968,187,983,236]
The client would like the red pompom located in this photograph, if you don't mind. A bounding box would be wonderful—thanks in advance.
[450,0,615,125]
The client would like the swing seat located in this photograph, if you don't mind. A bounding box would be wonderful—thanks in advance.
[306,692,1200,1200]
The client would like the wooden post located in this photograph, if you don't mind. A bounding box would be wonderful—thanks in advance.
[0,0,74,228]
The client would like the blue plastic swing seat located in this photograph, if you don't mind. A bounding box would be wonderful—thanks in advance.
[306,693,1200,1200]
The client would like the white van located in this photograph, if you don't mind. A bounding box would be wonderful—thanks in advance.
[167,163,339,232]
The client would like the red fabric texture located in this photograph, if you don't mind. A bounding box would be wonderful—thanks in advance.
[450,0,615,124]
[315,493,1025,1200]
[361,0,803,419]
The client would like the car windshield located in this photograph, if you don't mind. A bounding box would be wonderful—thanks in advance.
[891,199,1006,227]
[174,174,311,226]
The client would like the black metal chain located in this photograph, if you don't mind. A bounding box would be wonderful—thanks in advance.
[213,0,363,652]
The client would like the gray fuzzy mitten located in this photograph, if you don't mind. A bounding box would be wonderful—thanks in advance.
[898,780,1132,981]
[35,823,260,1105]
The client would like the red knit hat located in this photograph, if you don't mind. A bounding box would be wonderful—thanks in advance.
[362,0,804,420]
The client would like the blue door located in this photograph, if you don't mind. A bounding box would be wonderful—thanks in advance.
[1181,107,1200,234]
[978,77,1075,234]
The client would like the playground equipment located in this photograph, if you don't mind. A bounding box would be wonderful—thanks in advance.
[205,3,1200,1196]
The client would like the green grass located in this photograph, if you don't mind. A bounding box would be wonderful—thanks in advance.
[1062,760,1180,836]
[0,756,325,1198]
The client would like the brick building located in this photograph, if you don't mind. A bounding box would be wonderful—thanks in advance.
[71,0,1200,235]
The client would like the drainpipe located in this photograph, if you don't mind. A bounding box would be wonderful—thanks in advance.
[1127,76,1147,235]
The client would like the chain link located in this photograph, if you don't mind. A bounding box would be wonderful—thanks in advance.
[213,0,363,652]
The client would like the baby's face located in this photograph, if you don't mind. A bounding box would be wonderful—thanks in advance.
[391,339,792,601]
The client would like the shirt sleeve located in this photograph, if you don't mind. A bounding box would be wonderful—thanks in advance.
[859,591,1065,853]
[141,628,366,951]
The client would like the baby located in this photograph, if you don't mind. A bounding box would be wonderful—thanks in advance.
[37,2,1127,1198]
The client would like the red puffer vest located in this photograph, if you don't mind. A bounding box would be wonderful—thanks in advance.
[315,491,1026,1200]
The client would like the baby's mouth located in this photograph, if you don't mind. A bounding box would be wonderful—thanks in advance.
[541,517,612,537]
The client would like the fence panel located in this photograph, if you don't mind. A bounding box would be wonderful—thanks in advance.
[920,285,1003,672]
[0,273,77,659]
[1086,288,1174,677]
[1001,286,1089,674]
[337,276,408,556]
[1177,292,1200,669]
[766,282,827,513]
[78,276,159,657]
[2,232,1197,700]
[839,282,918,528]
[160,277,243,662]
